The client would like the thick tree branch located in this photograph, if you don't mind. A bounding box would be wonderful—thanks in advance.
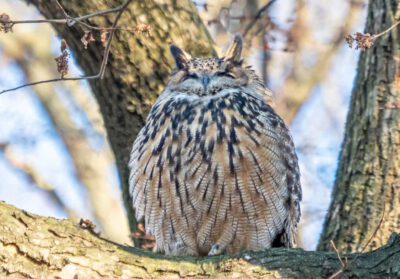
[0,201,400,278]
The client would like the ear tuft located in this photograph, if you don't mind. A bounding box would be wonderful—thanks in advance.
[224,34,243,63]
[170,44,191,70]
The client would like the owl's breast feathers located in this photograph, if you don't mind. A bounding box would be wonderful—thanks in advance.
[129,89,301,256]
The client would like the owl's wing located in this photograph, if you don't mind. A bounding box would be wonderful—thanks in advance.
[254,101,302,247]
[197,91,301,248]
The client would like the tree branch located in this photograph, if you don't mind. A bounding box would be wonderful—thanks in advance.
[0,1,128,28]
[242,0,277,38]
[0,0,133,95]
[0,201,399,278]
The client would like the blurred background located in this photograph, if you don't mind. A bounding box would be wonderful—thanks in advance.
[0,0,366,249]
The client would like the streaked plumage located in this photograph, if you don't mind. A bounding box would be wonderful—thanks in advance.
[129,35,301,256]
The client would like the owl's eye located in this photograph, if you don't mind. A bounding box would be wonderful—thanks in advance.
[182,73,199,81]
[216,71,236,79]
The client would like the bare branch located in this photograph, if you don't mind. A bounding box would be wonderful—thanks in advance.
[0,1,127,28]
[0,76,99,95]
[328,240,348,279]
[243,0,277,37]
[99,0,133,79]
[54,0,69,19]
[0,0,133,95]
[359,203,386,254]
[328,204,386,279]
[373,20,400,38]
[346,20,400,50]
[330,240,346,268]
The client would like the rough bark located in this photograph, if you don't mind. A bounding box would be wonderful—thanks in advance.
[1,201,400,279]
[24,0,216,234]
[318,0,400,252]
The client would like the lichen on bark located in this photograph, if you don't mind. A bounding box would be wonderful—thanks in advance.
[1,201,400,278]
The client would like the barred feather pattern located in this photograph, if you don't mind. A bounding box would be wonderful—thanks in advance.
[129,56,301,256]
[129,48,302,256]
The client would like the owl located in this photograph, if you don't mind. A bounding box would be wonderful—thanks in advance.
[129,35,302,256]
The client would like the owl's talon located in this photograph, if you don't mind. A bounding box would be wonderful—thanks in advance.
[208,244,223,256]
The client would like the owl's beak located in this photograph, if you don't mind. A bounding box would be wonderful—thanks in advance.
[202,75,210,89]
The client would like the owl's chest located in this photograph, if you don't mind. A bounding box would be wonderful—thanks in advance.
[137,94,266,173]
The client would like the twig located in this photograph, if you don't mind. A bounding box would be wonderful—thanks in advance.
[99,0,133,79]
[0,76,98,95]
[372,20,400,39]
[359,202,386,254]
[328,204,386,279]
[328,268,344,279]
[328,240,347,279]
[346,20,400,50]
[55,0,69,19]
[55,0,114,31]
[330,240,346,268]
[4,2,127,28]
[243,0,277,37]
[0,0,133,95]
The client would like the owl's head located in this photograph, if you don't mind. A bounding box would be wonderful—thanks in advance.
[167,35,268,99]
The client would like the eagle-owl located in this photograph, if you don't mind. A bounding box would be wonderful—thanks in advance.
[129,35,302,256]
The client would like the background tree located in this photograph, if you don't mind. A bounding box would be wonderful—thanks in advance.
[318,0,400,253]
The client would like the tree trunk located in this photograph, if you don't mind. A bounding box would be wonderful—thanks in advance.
[1,201,399,278]
[318,0,400,252]
[24,0,216,235]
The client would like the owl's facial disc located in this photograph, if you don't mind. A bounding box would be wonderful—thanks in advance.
[168,60,249,95]
[168,35,258,96]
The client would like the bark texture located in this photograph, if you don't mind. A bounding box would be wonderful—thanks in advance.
[24,0,216,234]
[1,201,400,278]
[318,0,400,252]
